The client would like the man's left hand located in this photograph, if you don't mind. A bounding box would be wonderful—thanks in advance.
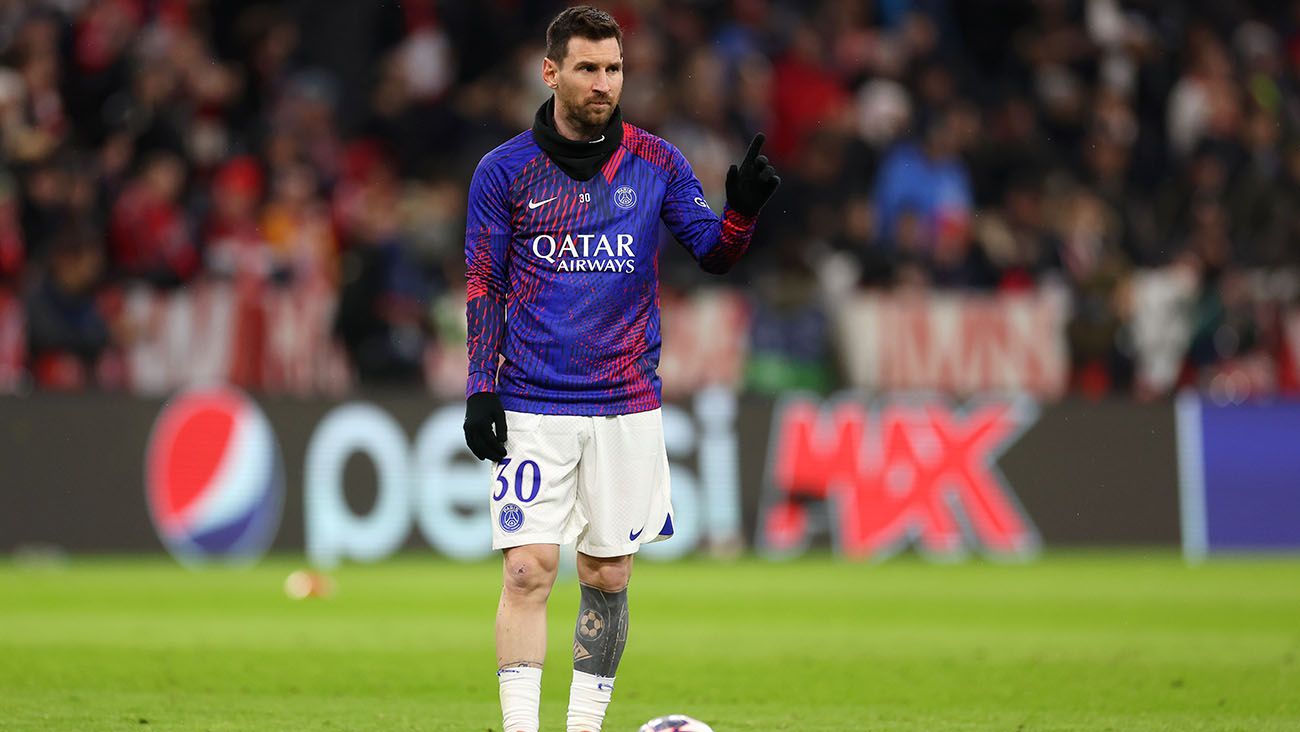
[725,133,781,217]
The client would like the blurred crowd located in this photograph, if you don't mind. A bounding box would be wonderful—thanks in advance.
[2,0,1299,397]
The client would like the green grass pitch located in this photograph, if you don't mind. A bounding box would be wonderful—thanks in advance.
[2,552,1298,731]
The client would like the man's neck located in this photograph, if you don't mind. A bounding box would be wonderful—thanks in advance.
[553,104,604,142]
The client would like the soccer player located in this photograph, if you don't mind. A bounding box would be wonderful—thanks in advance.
[462,7,779,732]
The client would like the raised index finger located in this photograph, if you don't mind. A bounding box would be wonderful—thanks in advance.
[743,133,766,167]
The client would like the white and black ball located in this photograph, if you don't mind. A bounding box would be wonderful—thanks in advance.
[639,715,715,732]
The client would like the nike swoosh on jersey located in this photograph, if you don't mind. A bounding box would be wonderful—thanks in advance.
[629,526,644,541]
[528,196,559,210]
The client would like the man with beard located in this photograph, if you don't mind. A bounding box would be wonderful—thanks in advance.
[461,7,779,731]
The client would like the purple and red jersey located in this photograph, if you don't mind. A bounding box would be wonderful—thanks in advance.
[465,123,757,415]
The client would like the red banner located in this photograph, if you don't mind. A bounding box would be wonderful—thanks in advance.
[658,288,749,398]
[836,290,1069,397]
[1283,308,1300,393]
[0,289,23,392]
[122,283,351,395]
[1,283,748,397]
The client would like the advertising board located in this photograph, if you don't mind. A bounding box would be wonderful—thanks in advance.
[1,391,1189,562]
[1177,396,1300,557]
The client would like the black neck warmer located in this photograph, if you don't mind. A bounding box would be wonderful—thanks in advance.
[531,96,624,182]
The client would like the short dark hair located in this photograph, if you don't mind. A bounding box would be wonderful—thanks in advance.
[545,6,623,63]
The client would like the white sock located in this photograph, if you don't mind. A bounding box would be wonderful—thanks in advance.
[566,669,615,732]
[498,666,542,732]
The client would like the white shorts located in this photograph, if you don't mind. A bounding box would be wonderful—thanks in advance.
[488,408,674,557]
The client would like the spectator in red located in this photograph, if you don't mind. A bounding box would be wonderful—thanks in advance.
[204,155,267,283]
[74,0,142,76]
[0,171,24,283]
[201,155,268,389]
[769,22,850,162]
[108,150,197,287]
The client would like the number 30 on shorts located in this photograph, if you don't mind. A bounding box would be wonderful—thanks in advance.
[493,458,542,503]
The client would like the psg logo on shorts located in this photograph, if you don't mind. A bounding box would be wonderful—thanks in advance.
[614,185,637,209]
[500,503,525,533]
[145,387,284,565]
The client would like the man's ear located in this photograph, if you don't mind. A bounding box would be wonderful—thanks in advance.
[542,57,559,90]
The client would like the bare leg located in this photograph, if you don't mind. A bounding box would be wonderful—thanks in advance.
[497,544,559,732]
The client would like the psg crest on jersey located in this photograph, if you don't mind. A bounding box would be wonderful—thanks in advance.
[614,185,637,209]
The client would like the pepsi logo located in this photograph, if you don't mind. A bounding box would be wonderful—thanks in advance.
[146,388,284,564]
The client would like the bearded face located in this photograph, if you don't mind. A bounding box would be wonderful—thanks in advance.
[544,36,623,139]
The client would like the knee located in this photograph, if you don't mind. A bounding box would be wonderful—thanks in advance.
[577,555,631,592]
[503,550,558,600]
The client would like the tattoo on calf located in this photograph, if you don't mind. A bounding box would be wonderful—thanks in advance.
[572,583,629,677]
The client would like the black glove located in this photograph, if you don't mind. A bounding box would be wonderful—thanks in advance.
[464,391,507,462]
[725,133,781,217]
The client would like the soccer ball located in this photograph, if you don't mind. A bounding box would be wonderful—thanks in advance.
[639,715,714,732]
